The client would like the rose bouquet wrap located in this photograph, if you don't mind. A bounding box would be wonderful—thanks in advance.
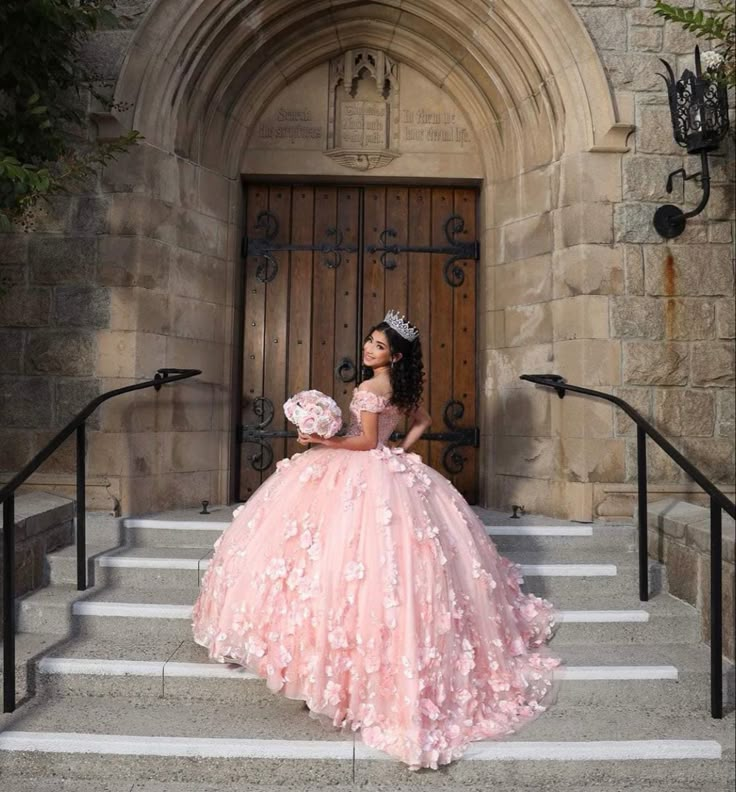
[283,389,343,438]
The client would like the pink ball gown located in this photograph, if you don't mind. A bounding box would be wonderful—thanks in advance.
[193,387,560,770]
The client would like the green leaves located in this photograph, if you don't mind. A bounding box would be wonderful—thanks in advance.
[654,1,735,88]
[653,2,735,39]
[0,1,140,230]
[654,5,729,38]
[96,7,122,29]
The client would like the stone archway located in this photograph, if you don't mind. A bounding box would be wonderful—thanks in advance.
[115,0,630,167]
[98,0,633,518]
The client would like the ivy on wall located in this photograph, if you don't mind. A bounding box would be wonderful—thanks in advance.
[0,0,140,231]
[655,1,735,88]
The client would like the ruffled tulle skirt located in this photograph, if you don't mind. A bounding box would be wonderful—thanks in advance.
[193,445,560,770]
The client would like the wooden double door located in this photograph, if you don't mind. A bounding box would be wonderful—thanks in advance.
[235,183,480,503]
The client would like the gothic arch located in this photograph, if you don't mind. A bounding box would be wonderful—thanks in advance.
[113,0,631,180]
[102,0,635,516]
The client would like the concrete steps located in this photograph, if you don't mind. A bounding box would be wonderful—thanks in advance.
[1,506,733,788]
[16,578,699,640]
[1,694,732,787]
[11,633,729,707]
[29,646,728,712]
[46,527,664,602]
[67,506,638,552]
[2,781,729,792]
[46,545,659,599]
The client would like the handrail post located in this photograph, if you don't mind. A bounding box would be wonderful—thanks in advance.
[3,494,16,713]
[0,368,200,717]
[710,498,722,719]
[521,373,735,720]
[636,426,649,602]
[76,423,87,591]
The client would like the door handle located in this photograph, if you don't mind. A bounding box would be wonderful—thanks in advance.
[335,357,357,383]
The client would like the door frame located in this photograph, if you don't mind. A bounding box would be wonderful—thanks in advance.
[230,176,484,504]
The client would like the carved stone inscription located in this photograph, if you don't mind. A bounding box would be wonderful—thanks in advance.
[402,109,470,146]
[257,107,322,143]
[244,54,481,175]
[340,101,387,149]
[326,48,400,170]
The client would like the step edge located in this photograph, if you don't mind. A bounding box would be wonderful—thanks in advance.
[36,658,680,682]
[0,733,722,762]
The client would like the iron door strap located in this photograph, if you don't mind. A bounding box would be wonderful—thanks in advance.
[366,214,480,287]
[239,396,283,471]
[243,210,358,282]
[244,209,480,287]
[389,399,480,474]
[241,396,479,476]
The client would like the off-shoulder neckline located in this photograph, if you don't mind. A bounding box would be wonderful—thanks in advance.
[352,386,391,403]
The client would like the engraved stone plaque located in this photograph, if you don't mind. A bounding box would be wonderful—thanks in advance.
[242,50,481,178]
[326,49,400,170]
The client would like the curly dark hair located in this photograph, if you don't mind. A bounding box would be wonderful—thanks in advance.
[361,320,425,414]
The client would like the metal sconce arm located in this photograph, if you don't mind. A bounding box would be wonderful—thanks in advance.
[652,46,729,239]
[654,151,712,238]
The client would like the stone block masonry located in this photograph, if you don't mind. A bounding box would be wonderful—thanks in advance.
[0,0,733,521]
[0,493,74,631]
[646,498,735,662]
[569,0,735,518]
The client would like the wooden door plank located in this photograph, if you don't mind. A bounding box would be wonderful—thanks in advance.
[428,188,455,478]
[407,186,431,463]
[384,186,409,316]
[334,187,361,421]
[240,184,269,500]
[261,185,291,479]
[385,185,410,436]
[311,187,338,397]
[452,188,478,503]
[362,186,386,336]
[286,186,315,459]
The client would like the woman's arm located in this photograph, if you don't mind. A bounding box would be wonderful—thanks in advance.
[298,410,379,451]
[400,405,431,452]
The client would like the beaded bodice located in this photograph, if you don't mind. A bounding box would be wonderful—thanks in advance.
[343,387,402,446]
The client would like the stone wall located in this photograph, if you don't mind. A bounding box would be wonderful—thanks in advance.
[577,0,735,519]
[0,493,74,631]
[0,163,236,513]
[647,498,735,661]
[89,145,238,514]
[485,0,735,519]
[0,0,734,518]
[0,1,236,512]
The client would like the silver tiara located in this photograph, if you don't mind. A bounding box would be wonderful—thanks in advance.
[384,309,419,341]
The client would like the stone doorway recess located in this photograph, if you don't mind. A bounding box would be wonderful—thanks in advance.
[91,0,637,519]
[235,182,481,504]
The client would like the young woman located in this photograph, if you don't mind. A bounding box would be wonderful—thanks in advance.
[193,310,559,770]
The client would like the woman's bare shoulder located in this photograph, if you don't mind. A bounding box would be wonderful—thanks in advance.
[357,380,392,400]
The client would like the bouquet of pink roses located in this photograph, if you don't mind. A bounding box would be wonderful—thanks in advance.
[283,389,343,438]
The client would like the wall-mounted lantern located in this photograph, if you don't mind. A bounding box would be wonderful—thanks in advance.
[653,46,730,239]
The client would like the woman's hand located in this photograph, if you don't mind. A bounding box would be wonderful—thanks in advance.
[400,405,432,452]
[297,432,326,446]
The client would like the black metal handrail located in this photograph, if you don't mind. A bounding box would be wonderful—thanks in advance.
[521,373,735,719]
[1,368,201,713]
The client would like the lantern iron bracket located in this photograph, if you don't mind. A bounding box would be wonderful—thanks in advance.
[654,150,711,239]
[653,46,728,240]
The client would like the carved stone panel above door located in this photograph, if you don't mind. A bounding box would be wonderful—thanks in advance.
[242,52,481,179]
[325,48,400,171]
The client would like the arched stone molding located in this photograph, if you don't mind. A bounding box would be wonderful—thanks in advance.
[98,0,636,518]
[113,0,632,181]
